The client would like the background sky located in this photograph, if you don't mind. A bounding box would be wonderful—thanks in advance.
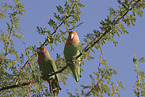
[1,0,145,97]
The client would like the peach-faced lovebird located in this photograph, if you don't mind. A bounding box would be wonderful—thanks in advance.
[37,46,61,96]
[64,31,81,82]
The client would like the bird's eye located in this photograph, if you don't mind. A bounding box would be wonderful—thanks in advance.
[42,48,44,50]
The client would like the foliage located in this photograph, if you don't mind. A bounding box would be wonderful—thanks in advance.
[67,52,125,97]
[0,0,145,97]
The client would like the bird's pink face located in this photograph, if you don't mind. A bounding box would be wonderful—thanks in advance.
[69,31,77,40]
[66,31,79,45]
[37,46,46,55]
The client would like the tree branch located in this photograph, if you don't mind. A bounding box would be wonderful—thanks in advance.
[49,63,70,77]
[4,22,14,56]
[135,60,140,97]
[41,14,72,47]
[0,78,37,91]
[76,0,140,60]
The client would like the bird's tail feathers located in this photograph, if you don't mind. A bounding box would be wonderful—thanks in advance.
[69,62,81,82]
[46,76,61,96]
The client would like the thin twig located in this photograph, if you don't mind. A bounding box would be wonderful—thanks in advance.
[13,60,30,84]
[69,22,84,31]
[44,63,70,79]
[97,50,103,96]
[4,24,14,56]
[111,82,119,97]
[85,74,105,96]
[135,61,140,97]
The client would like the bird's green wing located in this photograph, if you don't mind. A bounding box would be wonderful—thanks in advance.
[48,59,61,95]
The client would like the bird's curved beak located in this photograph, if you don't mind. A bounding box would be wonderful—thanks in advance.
[70,33,75,39]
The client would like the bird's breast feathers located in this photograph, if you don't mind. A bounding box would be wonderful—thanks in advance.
[64,43,80,60]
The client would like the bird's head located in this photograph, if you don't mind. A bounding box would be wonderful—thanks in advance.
[37,46,47,54]
[37,46,51,60]
[66,31,80,45]
[69,31,77,40]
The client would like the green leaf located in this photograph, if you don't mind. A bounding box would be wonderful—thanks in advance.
[136,10,143,17]
[102,58,108,67]
[133,53,137,63]
[118,22,128,33]
[81,85,91,89]
[141,85,145,96]
[0,13,6,19]
[118,81,125,90]
[56,5,64,14]
[101,83,110,94]
[90,74,95,82]
[134,89,139,96]
[60,75,68,85]
[78,3,85,8]
[48,19,57,27]
[138,57,145,63]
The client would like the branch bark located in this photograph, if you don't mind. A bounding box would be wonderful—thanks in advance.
[0,79,37,91]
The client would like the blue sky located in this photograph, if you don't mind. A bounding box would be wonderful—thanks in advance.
[1,0,145,97]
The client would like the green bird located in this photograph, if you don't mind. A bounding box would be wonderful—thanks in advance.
[37,46,61,96]
[64,31,82,82]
